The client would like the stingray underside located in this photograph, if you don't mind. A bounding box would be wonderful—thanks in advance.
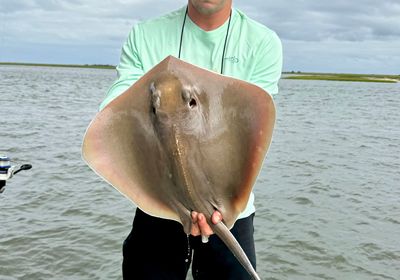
[82,56,275,230]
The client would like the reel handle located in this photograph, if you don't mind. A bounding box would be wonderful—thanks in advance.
[13,164,33,175]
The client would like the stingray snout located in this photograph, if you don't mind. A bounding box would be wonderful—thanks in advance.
[150,81,199,116]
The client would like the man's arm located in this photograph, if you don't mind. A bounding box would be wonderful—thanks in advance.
[250,31,283,96]
[99,26,145,110]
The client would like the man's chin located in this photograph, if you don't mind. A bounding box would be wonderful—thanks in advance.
[191,0,227,15]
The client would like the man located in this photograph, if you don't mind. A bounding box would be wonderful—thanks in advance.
[100,0,282,279]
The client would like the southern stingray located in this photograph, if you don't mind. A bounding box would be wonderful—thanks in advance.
[82,56,275,280]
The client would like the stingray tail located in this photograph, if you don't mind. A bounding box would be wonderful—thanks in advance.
[212,222,261,280]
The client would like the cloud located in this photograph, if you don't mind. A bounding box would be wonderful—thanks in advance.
[0,0,188,46]
[1,0,399,73]
[235,0,400,42]
[284,39,400,74]
[235,0,400,73]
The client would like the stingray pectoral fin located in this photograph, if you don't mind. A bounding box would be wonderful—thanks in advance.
[160,57,275,229]
[82,58,182,222]
[200,80,275,229]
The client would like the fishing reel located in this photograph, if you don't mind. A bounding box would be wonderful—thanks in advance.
[0,155,32,193]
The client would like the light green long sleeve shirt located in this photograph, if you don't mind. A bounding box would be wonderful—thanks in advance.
[100,7,282,110]
[100,6,283,219]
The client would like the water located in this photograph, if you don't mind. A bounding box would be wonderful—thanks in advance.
[1,66,399,279]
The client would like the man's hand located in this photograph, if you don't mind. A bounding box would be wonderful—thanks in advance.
[190,211,222,242]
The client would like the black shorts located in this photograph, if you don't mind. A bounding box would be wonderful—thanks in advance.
[122,208,256,280]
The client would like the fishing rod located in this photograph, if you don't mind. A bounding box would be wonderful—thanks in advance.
[0,155,32,193]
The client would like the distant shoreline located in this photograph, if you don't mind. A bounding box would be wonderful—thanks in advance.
[1,62,398,83]
[0,62,115,70]
[283,72,399,83]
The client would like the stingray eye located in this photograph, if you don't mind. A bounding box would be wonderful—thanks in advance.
[150,82,160,115]
[189,98,197,108]
[152,97,160,115]
[182,85,198,109]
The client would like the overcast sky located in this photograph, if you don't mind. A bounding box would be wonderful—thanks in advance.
[1,0,399,74]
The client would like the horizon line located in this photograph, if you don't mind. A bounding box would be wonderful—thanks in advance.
[1,62,399,77]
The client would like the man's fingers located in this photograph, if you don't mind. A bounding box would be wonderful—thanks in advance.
[190,211,223,237]
[211,211,222,224]
[191,211,200,236]
[197,213,214,236]
[191,211,198,223]
[191,224,200,236]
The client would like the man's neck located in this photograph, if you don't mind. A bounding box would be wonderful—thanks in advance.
[187,3,232,31]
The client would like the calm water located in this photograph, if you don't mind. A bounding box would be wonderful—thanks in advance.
[0,66,399,280]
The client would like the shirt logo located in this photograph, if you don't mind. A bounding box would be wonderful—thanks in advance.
[224,56,239,63]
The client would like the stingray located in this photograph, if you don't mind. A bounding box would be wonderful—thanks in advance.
[82,56,275,280]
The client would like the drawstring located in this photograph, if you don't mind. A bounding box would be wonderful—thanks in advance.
[178,6,232,75]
